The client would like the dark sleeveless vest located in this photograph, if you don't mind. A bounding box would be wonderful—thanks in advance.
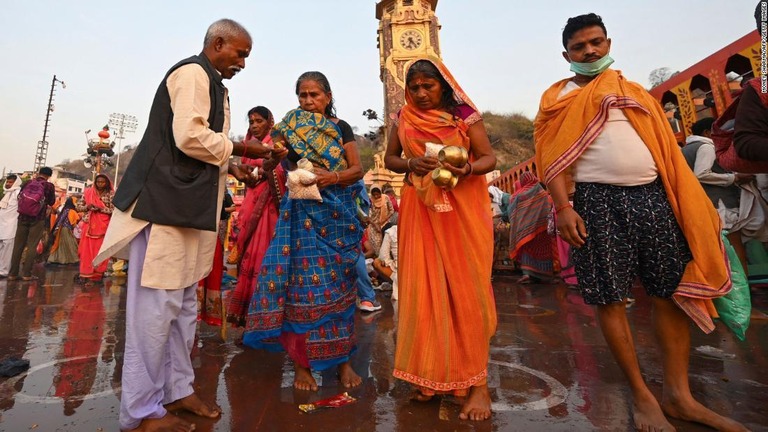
[113,54,226,231]
[681,139,741,209]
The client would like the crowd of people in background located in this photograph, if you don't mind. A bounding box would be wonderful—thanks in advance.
[0,168,115,284]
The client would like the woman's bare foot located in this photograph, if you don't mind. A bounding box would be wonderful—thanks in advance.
[294,365,318,391]
[339,362,362,388]
[125,413,195,432]
[459,384,492,421]
[234,334,244,345]
[410,389,433,402]
[516,275,532,284]
[662,396,748,432]
[164,393,221,419]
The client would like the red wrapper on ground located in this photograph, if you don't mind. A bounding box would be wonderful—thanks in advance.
[298,392,357,413]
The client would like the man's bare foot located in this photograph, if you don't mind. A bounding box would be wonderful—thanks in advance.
[459,384,492,421]
[164,393,221,419]
[339,362,362,388]
[294,365,318,391]
[633,393,676,432]
[750,309,768,320]
[662,396,748,432]
[125,413,195,432]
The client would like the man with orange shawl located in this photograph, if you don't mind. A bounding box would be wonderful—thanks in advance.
[535,14,746,432]
[384,58,497,421]
[77,174,114,281]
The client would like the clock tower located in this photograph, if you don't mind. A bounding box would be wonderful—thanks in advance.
[376,0,441,131]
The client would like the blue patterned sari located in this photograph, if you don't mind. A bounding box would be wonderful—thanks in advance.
[243,109,364,371]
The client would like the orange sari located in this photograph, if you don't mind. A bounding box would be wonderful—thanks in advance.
[393,59,497,395]
[534,69,730,333]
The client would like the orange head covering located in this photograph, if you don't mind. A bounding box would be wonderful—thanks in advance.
[397,57,481,212]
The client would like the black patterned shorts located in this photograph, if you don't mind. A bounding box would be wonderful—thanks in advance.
[572,179,692,305]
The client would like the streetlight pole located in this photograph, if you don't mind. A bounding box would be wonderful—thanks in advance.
[108,113,138,187]
[34,75,66,172]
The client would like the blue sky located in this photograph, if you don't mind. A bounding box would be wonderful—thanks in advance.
[0,0,755,173]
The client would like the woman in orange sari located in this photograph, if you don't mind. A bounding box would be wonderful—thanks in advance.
[384,58,497,421]
[77,174,114,281]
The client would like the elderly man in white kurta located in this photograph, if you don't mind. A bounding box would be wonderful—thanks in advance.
[94,19,283,432]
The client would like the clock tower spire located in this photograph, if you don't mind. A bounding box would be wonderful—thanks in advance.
[376,0,441,131]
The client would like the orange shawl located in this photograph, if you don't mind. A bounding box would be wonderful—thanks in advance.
[534,69,730,333]
[393,58,497,394]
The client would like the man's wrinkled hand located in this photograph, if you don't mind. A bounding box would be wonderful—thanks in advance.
[230,164,258,187]
[242,138,272,159]
[556,207,588,248]
[734,173,755,185]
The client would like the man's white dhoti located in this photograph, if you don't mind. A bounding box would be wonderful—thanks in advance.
[120,225,198,430]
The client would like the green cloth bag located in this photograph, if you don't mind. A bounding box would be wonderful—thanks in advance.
[746,239,768,284]
[713,232,751,341]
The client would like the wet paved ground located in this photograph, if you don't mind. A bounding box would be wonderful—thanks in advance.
[0,265,766,431]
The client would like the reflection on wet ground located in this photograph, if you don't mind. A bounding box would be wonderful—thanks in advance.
[0,266,766,431]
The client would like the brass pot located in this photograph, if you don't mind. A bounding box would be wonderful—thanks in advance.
[438,146,468,168]
[431,167,459,189]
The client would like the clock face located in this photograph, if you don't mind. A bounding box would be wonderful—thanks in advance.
[399,30,423,51]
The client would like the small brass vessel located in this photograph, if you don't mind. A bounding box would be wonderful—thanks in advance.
[438,146,468,168]
[431,167,459,189]
[297,158,314,172]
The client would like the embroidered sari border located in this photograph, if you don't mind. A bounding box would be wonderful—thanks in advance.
[393,369,488,392]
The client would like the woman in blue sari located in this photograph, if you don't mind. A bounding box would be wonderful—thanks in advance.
[243,71,365,391]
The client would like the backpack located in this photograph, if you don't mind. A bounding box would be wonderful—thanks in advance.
[712,78,768,173]
[17,180,47,217]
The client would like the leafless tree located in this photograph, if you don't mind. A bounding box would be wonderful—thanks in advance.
[648,67,678,88]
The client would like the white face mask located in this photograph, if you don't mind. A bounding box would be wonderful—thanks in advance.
[569,55,614,76]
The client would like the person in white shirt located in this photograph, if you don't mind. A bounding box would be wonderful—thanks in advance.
[0,175,22,277]
[682,117,768,275]
[373,225,398,300]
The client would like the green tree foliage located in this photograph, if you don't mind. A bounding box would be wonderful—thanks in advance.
[355,134,377,172]
[481,111,535,172]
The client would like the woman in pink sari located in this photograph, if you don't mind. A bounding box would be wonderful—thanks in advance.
[507,171,555,283]
[77,173,114,281]
[228,106,287,327]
